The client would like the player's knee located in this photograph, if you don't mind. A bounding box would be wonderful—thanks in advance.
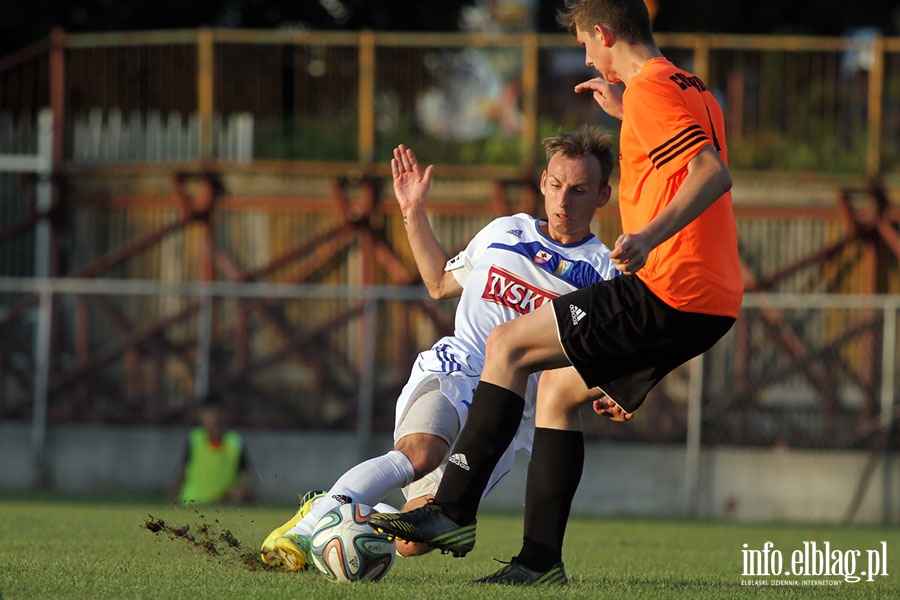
[484,322,530,370]
[395,435,447,478]
[538,371,593,408]
[537,368,565,396]
[538,368,598,411]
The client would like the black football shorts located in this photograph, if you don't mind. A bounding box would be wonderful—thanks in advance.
[551,274,735,413]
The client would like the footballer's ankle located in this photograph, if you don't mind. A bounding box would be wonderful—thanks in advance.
[439,504,475,526]
[516,538,560,572]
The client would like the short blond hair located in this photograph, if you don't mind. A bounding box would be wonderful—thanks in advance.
[543,125,615,186]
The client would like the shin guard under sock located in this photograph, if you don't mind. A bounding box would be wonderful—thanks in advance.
[517,427,584,571]
[434,381,524,524]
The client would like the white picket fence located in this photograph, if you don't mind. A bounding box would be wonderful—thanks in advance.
[0,109,52,278]
[1,108,254,162]
[0,110,43,156]
[69,108,254,162]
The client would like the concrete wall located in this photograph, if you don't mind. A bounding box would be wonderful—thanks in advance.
[1,422,896,524]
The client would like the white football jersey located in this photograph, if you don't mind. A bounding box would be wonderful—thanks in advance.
[445,212,616,366]
[394,213,616,500]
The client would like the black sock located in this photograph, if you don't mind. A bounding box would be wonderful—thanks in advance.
[516,427,584,571]
[434,381,524,524]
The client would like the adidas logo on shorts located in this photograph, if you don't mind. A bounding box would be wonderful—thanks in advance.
[449,453,470,471]
[569,303,587,325]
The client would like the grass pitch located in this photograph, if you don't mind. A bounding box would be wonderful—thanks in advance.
[0,497,897,599]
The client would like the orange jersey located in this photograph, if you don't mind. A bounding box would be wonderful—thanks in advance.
[618,57,743,318]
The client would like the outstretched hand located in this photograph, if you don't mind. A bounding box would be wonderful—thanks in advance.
[574,77,624,120]
[392,144,434,214]
[593,396,634,422]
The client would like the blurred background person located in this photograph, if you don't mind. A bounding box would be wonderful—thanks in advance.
[172,396,255,505]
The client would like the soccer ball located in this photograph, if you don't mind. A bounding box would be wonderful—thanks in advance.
[310,503,396,582]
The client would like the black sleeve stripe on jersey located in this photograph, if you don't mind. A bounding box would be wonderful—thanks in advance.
[653,130,707,169]
[649,126,708,169]
[648,124,704,160]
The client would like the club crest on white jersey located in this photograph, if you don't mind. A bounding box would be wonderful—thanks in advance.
[438,213,616,367]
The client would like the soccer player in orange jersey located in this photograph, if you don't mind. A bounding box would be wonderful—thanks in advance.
[370,0,743,586]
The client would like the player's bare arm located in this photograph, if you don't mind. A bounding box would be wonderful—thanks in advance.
[609,146,732,274]
[392,144,463,300]
[574,76,624,120]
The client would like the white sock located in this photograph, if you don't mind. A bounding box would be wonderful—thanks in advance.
[287,450,415,537]
[373,502,398,514]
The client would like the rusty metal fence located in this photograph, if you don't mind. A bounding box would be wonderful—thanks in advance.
[1,28,899,174]
[0,277,897,450]
[1,29,899,454]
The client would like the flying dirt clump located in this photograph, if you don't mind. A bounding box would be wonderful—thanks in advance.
[142,513,275,571]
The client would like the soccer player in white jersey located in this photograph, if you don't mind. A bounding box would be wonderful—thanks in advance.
[260,125,619,570]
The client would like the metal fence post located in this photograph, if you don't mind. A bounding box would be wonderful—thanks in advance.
[881,302,898,525]
[35,109,53,278]
[358,30,376,165]
[685,353,704,516]
[357,295,378,459]
[29,106,55,484]
[193,288,213,401]
[520,32,539,165]
[692,34,710,86]
[197,28,215,159]
[31,284,53,483]
[867,34,885,177]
